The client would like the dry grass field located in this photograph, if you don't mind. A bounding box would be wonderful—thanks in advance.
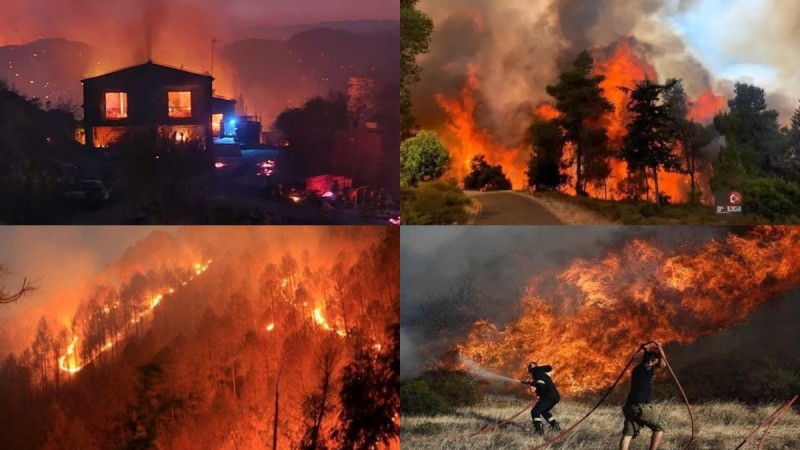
[401,396,799,450]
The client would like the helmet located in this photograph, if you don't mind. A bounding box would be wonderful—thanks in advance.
[527,361,538,373]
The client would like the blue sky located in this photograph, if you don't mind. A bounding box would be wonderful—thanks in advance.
[670,0,779,86]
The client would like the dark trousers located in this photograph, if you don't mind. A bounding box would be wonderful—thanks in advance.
[531,396,559,422]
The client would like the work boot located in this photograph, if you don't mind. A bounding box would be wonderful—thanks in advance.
[548,419,561,431]
[533,420,544,435]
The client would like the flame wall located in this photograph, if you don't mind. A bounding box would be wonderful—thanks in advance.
[458,226,800,394]
[412,0,760,196]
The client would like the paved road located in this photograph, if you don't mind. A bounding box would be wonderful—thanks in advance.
[468,191,563,225]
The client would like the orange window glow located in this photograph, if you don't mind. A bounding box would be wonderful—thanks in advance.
[212,113,223,135]
[105,92,128,119]
[168,91,192,118]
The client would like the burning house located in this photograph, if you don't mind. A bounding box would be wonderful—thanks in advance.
[82,61,236,149]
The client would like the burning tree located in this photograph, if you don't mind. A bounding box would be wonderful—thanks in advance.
[545,51,614,196]
[621,78,683,204]
[463,154,512,191]
[528,119,569,192]
[0,227,399,449]
[664,80,716,205]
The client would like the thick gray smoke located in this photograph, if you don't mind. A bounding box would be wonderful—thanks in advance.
[413,0,798,149]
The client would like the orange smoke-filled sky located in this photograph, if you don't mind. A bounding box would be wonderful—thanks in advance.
[0,0,398,47]
[0,227,175,351]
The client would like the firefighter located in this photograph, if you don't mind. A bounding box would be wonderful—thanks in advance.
[521,361,561,435]
[620,342,667,450]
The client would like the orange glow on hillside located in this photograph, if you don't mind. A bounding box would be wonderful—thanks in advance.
[59,259,213,374]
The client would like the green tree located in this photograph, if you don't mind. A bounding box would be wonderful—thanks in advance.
[784,99,800,179]
[400,130,451,185]
[463,154,512,191]
[546,51,614,195]
[790,100,800,149]
[400,0,434,138]
[710,136,749,192]
[528,119,569,191]
[714,82,786,174]
[621,78,682,204]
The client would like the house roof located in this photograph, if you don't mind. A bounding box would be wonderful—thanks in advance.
[82,60,214,82]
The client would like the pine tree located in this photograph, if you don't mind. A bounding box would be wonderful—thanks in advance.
[546,51,614,195]
[621,79,682,204]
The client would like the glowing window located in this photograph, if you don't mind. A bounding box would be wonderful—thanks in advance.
[168,91,192,118]
[105,92,128,119]
[211,113,223,136]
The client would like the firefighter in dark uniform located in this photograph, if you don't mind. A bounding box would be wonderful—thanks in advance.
[620,342,667,450]
[521,361,561,435]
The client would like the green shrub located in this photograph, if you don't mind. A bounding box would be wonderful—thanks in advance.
[400,131,451,185]
[739,177,800,221]
[422,369,484,408]
[400,380,450,415]
[401,180,469,224]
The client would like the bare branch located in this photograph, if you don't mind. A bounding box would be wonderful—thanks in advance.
[0,265,38,304]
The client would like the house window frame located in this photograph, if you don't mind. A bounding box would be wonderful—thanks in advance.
[104,91,128,120]
[168,91,193,118]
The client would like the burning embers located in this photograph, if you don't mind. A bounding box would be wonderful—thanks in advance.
[58,259,213,374]
[458,226,800,394]
[431,39,727,200]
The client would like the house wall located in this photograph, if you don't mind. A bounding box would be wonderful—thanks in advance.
[83,66,214,148]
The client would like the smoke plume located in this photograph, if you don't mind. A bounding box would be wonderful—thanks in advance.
[413,0,800,185]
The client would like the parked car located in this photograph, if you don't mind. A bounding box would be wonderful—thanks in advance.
[64,180,112,205]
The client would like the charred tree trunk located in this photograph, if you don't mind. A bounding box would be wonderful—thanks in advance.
[685,140,697,205]
[653,166,660,206]
[272,366,282,450]
[575,130,584,196]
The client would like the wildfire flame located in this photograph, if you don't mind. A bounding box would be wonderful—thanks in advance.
[435,64,528,188]
[59,259,213,374]
[434,39,727,200]
[458,226,800,394]
[312,307,348,337]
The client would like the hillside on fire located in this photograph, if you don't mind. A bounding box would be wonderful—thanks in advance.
[0,226,400,450]
[400,0,800,225]
[400,226,800,448]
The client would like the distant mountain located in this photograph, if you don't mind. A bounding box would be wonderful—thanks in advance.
[232,19,399,41]
[221,27,399,122]
[0,25,399,124]
[0,38,101,110]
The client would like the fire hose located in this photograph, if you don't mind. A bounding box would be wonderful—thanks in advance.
[733,394,798,450]
[466,341,695,450]
[467,398,539,438]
